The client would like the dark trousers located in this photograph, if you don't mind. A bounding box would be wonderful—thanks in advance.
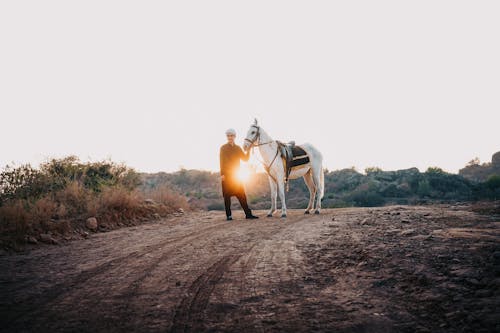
[223,191,252,218]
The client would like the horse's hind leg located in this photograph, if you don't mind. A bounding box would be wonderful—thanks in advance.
[303,170,316,214]
[312,167,322,214]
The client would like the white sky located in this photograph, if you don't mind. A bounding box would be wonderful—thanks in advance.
[1,1,499,174]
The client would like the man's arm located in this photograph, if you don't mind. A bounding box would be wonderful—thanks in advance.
[219,147,226,181]
[239,146,250,162]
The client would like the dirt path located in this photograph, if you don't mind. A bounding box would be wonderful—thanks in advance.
[1,205,499,332]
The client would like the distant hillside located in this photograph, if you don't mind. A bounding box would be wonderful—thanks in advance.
[459,151,500,182]
[141,157,500,210]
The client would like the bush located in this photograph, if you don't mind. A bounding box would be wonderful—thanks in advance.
[0,157,190,250]
[486,175,500,190]
[347,190,385,207]
[0,157,142,205]
[0,164,49,202]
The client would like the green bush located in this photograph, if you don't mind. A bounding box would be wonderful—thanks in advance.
[0,157,141,204]
[486,174,500,190]
[347,190,385,207]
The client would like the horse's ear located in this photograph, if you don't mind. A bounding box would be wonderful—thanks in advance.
[254,118,258,126]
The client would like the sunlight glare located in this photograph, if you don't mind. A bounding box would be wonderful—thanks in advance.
[237,164,252,182]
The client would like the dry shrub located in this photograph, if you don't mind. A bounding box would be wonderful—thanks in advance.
[54,181,89,217]
[146,186,190,214]
[0,201,30,237]
[32,196,58,223]
[96,187,145,223]
[1,157,191,249]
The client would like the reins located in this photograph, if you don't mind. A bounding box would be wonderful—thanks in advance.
[245,125,279,184]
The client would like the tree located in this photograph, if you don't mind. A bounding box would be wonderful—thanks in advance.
[467,157,481,167]
[426,167,445,174]
[486,174,500,190]
[365,167,382,175]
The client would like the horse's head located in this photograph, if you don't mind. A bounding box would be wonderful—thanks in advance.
[243,118,260,152]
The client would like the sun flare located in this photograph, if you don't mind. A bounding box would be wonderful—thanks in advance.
[236,164,252,182]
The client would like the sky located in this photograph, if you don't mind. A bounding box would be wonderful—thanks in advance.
[1,1,499,174]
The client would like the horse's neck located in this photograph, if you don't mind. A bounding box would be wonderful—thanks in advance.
[258,129,278,163]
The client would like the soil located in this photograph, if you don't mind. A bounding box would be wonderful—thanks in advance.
[1,204,499,332]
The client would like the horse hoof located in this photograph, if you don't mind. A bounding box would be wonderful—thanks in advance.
[281,214,287,218]
[267,214,273,218]
[304,210,310,215]
[314,210,320,215]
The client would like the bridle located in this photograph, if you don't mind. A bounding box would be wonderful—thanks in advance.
[244,125,280,183]
[244,125,273,148]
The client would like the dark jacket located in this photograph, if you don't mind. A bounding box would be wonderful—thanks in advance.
[220,143,249,195]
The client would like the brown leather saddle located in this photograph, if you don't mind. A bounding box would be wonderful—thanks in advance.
[276,141,310,183]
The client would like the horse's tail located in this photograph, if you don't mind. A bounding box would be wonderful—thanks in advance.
[320,167,325,199]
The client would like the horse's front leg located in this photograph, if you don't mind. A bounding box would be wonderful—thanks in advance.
[277,180,287,218]
[267,177,277,217]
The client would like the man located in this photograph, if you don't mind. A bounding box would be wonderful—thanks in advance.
[220,128,259,221]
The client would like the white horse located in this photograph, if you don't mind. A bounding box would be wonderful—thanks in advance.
[243,119,324,218]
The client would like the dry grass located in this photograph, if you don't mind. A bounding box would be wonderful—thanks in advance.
[0,183,190,250]
[146,186,190,212]
[0,201,30,244]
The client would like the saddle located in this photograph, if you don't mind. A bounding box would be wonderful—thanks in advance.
[276,141,310,183]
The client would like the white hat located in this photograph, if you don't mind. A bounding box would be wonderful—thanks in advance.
[225,128,236,136]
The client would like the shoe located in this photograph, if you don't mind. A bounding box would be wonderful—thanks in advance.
[226,216,233,221]
[246,215,259,220]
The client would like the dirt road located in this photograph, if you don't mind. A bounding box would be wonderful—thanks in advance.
[1,205,499,332]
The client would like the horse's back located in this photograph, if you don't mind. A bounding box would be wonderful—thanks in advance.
[287,143,323,179]
[298,143,323,162]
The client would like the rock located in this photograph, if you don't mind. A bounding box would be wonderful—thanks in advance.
[401,219,410,223]
[450,268,475,277]
[400,229,416,236]
[177,208,185,214]
[39,234,58,245]
[153,213,161,219]
[39,234,52,243]
[26,236,38,244]
[331,217,335,221]
[144,199,156,205]
[357,261,367,267]
[86,217,98,231]
[360,218,370,225]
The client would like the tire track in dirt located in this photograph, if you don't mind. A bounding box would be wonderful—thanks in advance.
[113,225,254,331]
[1,221,228,331]
[169,213,315,333]
[221,215,325,332]
[170,254,243,333]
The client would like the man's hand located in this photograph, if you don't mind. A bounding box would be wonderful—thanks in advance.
[221,175,225,182]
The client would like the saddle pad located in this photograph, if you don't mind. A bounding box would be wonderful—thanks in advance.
[290,145,310,167]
